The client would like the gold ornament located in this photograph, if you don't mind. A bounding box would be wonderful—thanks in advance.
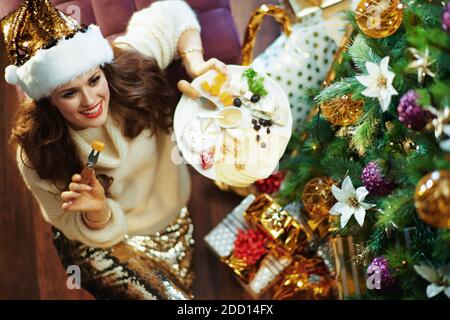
[414,170,450,229]
[402,137,420,154]
[355,0,404,39]
[1,0,81,66]
[321,94,365,126]
[302,177,336,218]
[407,47,436,84]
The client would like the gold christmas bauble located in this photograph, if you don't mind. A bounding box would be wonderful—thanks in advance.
[355,0,404,39]
[321,94,364,126]
[302,177,336,218]
[414,170,450,229]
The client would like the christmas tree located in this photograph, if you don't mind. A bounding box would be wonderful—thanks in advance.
[279,0,450,299]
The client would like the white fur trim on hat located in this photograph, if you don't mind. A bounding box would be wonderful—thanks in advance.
[4,25,113,100]
[5,65,19,85]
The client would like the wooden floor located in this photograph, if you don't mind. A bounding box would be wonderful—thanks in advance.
[0,0,280,299]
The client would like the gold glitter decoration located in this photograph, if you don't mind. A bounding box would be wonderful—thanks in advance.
[414,170,450,229]
[223,255,257,284]
[241,4,292,66]
[321,94,365,126]
[323,25,354,88]
[53,208,195,300]
[301,177,336,219]
[1,0,81,66]
[355,0,404,39]
[272,256,335,300]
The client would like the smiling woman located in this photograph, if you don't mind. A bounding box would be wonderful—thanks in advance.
[11,46,175,190]
[3,0,227,300]
[51,68,110,129]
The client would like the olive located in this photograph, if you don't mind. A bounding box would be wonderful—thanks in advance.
[251,94,260,103]
[233,98,242,107]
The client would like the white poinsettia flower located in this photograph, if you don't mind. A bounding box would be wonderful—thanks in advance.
[414,263,450,299]
[356,56,398,112]
[329,176,376,228]
[439,124,450,152]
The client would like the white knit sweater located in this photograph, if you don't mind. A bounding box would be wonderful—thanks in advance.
[16,1,200,248]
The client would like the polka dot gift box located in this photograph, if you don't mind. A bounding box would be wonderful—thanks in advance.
[251,12,339,130]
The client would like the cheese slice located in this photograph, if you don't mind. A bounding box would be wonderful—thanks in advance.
[228,74,242,96]
[200,118,214,133]
[215,127,290,183]
[215,162,252,187]
[239,130,290,180]
[214,129,254,186]
[182,119,220,153]
[272,105,287,126]
[251,95,276,117]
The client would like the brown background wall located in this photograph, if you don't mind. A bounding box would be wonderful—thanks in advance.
[0,0,280,299]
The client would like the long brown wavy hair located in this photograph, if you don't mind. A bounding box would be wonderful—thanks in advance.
[10,46,176,191]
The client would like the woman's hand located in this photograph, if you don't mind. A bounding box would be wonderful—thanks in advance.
[61,169,107,220]
[184,56,228,79]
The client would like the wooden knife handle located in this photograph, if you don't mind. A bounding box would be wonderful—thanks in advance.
[80,166,93,185]
[177,80,201,99]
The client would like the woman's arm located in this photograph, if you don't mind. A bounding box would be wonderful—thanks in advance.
[114,1,202,70]
[177,29,228,79]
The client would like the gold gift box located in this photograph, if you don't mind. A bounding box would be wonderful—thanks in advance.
[329,236,368,299]
[285,0,352,21]
[243,194,310,254]
[221,194,308,296]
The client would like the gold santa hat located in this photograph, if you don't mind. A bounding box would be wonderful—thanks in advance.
[1,0,113,100]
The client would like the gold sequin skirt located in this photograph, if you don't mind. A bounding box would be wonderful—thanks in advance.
[52,207,194,300]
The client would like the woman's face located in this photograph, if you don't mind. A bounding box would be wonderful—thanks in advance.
[50,67,110,130]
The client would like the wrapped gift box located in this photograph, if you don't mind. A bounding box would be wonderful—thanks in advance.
[285,0,352,21]
[205,194,310,298]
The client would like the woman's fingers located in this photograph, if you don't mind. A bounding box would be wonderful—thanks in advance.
[210,58,228,75]
[191,58,228,78]
[69,182,92,192]
[63,170,104,212]
[61,191,81,201]
[61,197,103,213]
[62,201,73,211]
[203,58,227,75]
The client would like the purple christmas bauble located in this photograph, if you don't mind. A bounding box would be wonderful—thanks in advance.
[443,2,450,34]
[362,162,395,196]
[397,91,433,131]
[366,256,396,291]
